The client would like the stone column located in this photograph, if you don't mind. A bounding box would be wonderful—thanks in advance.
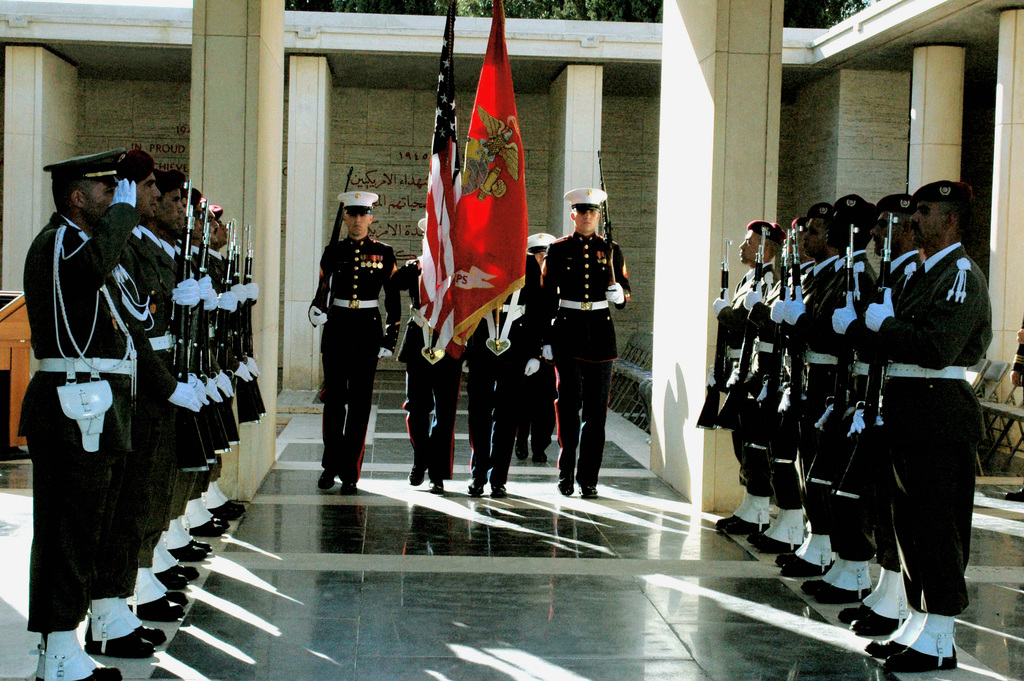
[653,0,783,512]
[191,0,285,500]
[2,47,78,289]
[988,11,1024,372]
[283,56,331,391]
[548,65,603,235]
[908,45,965,190]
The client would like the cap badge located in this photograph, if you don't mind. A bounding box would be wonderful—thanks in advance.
[355,193,362,199]
[940,186,951,196]
[586,190,592,196]
[900,199,910,208]
[846,199,855,207]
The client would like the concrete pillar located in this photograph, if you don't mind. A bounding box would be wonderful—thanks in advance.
[191,0,284,500]
[988,11,1024,372]
[2,47,77,289]
[653,0,783,512]
[283,56,330,391]
[908,45,965,190]
[548,65,603,235]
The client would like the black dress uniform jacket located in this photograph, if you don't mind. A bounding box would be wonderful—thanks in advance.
[321,236,401,352]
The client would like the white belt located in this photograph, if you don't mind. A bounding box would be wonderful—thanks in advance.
[804,350,839,366]
[852,361,870,376]
[559,300,609,311]
[887,363,967,380]
[150,332,175,351]
[726,348,742,360]
[333,299,378,309]
[38,357,134,376]
[757,342,775,353]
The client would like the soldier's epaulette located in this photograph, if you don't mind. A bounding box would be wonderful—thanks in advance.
[551,235,573,246]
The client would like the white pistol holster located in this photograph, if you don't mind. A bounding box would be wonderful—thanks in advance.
[57,378,113,452]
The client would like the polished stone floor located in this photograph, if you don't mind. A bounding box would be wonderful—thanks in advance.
[3,372,1024,680]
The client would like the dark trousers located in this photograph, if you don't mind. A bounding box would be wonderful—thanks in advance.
[554,357,613,488]
[321,348,379,483]
[798,365,836,535]
[405,353,463,483]
[516,361,556,457]
[468,353,526,488]
[137,400,178,568]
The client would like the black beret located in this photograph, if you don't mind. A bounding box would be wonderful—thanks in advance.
[116,149,155,184]
[912,180,973,204]
[874,194,914,216]
[832,194,875,230]
[154,168,186,195]
[44,148,125,182]
[806,202,834,221]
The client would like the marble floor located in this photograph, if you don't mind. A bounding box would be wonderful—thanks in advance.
[3,371,1024,680]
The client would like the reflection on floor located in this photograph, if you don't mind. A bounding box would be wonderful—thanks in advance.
[3,372,1024,680]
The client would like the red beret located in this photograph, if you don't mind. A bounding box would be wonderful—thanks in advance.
[912,180,973,204]
[190,187,203,208]
[210,205,224,220]
[116,149,155,184]
[791,216,806,232]
[154,168,185,195]
[746,220,785,246]
[874,193,914,217]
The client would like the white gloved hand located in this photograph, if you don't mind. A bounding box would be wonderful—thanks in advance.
[770,299,787,324]
[309,306,328,327]
[204,377,224,403]
[168,381,202,412]
[112,179,137,208]
[783,299,806,325]
[215,370,234,398]
[217,291,238,312]
[188,374,210,406]
[743,289,763,311]
[866,288,894,332]
[197,276,214,303]
[524,358,541,376]
[831,292,856,335]
[172,278,201,307]
[541,345,554,361]
[234,361,253,382]
[245,357,260,378]
[245,282,260,302]
[606,283,625,305]
[712,298,730,317]
[378,347,393,358]
[231,283,249,304]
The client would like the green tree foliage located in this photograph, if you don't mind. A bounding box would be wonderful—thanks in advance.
[784,0,870,28]
[284,0,662,22]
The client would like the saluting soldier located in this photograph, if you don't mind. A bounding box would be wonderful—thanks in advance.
[309,191,400,494]
[541,188,630,499]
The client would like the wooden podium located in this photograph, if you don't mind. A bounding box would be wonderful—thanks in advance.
[0,292,30,448]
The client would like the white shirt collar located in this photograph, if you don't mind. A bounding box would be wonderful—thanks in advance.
[60,215,88,241]
[800,260,814,272]
[923,242,961,273]
[890,250,918,271]
[813,255,840,277]
[208,249,223,261]
[136,225,176,260]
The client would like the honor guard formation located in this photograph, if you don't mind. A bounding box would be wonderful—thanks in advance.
[704,183,992,674]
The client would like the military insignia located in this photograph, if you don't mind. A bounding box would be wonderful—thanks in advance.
[586,189,593,196]
[422,347,445,364]
[818,206,828,214]
[355,193,362,199]
[940,185,951,196]
[846,198,855,207]
[485,338,511,355]
[463,105,520,201]
[900,199,910,208]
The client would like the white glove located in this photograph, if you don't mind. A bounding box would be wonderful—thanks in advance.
[524,358,541,376]
[188,374,210,406]
[606,283,625,305]
[245,357,260,378]
[309,306,328,327]
[783,299,806,326]
[245,282,260,302]
[232,283,249,304]
[770,299,787,324]
[172,278,201,307]
[204,377,224,403]
[743,289,763,311]
[215,370,234,398]
[218,291,239,312]
[197,276,214,303]
[541,345,554,361]
[831,293,856,335]
[234,361,253,382]
[712,298,730,317]
[378,347,393,358]
[112,179,136,208]
[866,288,894,332]
[168,381,202,412]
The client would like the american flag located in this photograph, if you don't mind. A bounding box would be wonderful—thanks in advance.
[419,0,461,355]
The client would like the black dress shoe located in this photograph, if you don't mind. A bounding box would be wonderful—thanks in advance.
[188,520,225,537]
[468,480,485,497]
[557,480,575,497]
[189,539,212,554]
[40,667,125,681]
[154,568,187,590]
[339,481,358,495]
[429,481,445,495]
[884,647,957,672]
[515,444,529,460]
[134,626,166,646]
[749,533,799,554]
[775,552,797,567]
[814,583,864,604]
[318,470,337,490]
[172,565,200,582]
[134,597,185,622]
[491,485,508,499]
[409,467,426,486]
[208,503,244,521]
[532,453,548,464]
[851,611,900,636]
[167,544,207,562]
[800,579,825,595]
[780,558,831,578]
[865,640,906,659]
[580,485,598,499]
[1006,489,1024,502]
[716,516,764,535]
[85,629,155,658]
[164,591,188,606]
[838,604,870,624]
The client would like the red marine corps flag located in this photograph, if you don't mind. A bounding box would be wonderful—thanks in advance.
[419,0,461,362]
[450,0,528,346]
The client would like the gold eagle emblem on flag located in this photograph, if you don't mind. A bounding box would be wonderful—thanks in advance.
[463,105,520,201]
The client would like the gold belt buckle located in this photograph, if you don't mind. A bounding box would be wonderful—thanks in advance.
[580,301,592,311]
[350,299,360,309]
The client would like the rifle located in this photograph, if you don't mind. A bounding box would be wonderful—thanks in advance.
[212,219,240,445]
[773,234,805,466]
[312,166,354,311]
[597,150,617,286]
[697,237,731,429]
[759,233,791,437]
[194,201,231,456]
[243,225,267,417]
[717,234,767,431]
[172,180,212,472]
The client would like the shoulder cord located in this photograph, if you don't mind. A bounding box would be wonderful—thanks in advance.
[112,263,154,329]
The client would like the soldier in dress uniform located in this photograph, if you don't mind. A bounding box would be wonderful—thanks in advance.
[541,188,631,499]
[515,233,557,464]
[846,181,991,672]
[309,191,400,494]
[21,149,202,681]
